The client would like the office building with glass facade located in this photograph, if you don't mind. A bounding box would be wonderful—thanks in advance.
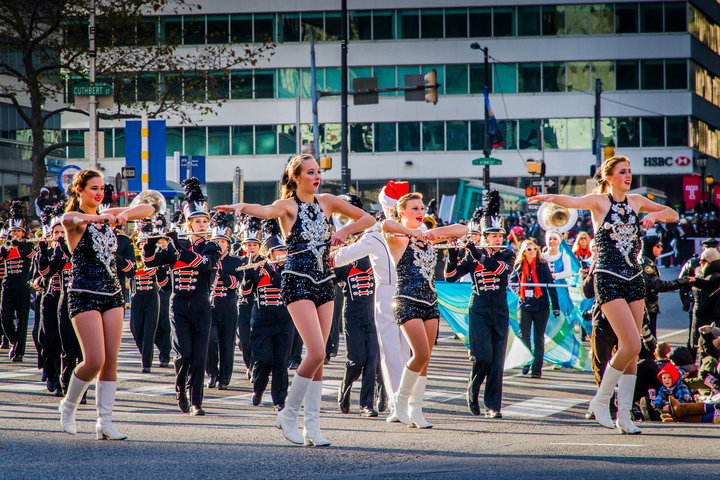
[59,0,720,215]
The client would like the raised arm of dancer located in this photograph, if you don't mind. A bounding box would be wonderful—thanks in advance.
[425,223,469,242]
[320,194,375,244]
[528,193,603,211]
[214,200,289,219]
[629,194,679,228]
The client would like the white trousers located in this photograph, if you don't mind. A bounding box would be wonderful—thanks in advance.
[374,285,411,401]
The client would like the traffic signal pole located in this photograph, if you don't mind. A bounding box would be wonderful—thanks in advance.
[594,78,602,171]
[340,0,350,194]
[482,46,490,189]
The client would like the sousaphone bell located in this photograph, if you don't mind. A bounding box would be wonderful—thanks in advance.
[537,202,578,233]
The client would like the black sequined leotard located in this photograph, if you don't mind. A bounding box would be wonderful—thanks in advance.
[67,220,124,317]
[593,194,646,305]
[393,238,439,324]
[281,195,335,306]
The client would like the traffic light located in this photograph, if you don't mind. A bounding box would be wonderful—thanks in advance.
[526,159,545,175]
[525,186,538,197]
[603,145,615,160]
[424,69,438,104]
[319,156,332,170]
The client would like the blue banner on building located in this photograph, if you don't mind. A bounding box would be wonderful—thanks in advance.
[126,119,167,192]
[178,155,206,185]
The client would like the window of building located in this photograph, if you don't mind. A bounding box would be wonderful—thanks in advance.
[446,65,468,95]
[469,64,490,94]
[301,12,324,42]
[101,129,114,158]
[666,116,688,146]
[641,117,665,146]
[325,68,341,91]
[207,73,228,100]
[422,121,444,151]
[322,124,341,153]
[518,119,540,149]
[565,5,590,35]
[350,123,373,152]
[494,63,517,93]
[497,120,517,149]
[166,127,183,156]
[518,6,541,36]
[398,122,420,151]
[543,119,567,149]
[160,16,182,44]
[254,14,275,42]
[207,15,229,44]
[591,4,613,33]
[518,63,541,93]
[373,11,395,40]
[470,120,484,150]
[208,126,230,155]
[616,60,639,90]
[184,73,205,101]
[641,60,664,89]
[617,117,640,147]
[640,2,663,33]
[115,128,126,158]
[665,59,687,89]
[278,125,297,154]
[592,61,615,91]
[324,12,342,41]
[664,2,687,32]
[445,9,468,38]
[65,21,88,49]
[446,121,468,151]
[184,16,205,45]
[567,118,593,149]
[277,68,300,98]
[422,65,444,95]
[399,10,420,39]
[349,67,372,91]
[349,11,372,40]
[493,7,516,37]
[137,74,157,102]
[374,66,396,96]
[255,125,277,154]
[255,71,275,99]
[230,14,252,43]
[542,63,565,92]
[137,19,157,46]
[277,13,300,42]
[615,3,638,33]
[469,8,492,37]
[67,130,84,158]
[567,62,591,92]
[542,5,565,35]
[374,122,397,152]
[161,73,182,102]
[231,126,253,155]
[184,127,206,155]
[601,118,616,146]
[421,9,443,38]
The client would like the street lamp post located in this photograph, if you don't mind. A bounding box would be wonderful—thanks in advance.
[697,155,708,213]
[470,42,490,189]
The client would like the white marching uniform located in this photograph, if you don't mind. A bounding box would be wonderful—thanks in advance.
[333,226,411,406]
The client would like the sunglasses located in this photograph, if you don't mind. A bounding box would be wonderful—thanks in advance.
[525,247,538,251]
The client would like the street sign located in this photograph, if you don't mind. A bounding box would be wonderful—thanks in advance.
[531,178,556,188]
[179,155,206,184]
[353,77,379,105]
[472,157,502,166]
[527,203,541,212]
[72,81,113,96]
[121,166,136,180]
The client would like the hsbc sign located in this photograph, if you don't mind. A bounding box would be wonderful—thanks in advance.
[643,156,692,167]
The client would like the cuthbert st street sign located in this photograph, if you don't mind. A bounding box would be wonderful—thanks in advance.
[471,157,502,166]
[72,81,113,96]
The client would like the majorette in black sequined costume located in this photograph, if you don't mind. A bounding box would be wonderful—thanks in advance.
[593,194,646,306]
[393,238,438,325]
[280,194,335,306]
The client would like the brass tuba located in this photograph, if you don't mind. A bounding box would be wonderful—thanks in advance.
[537,202,578,233]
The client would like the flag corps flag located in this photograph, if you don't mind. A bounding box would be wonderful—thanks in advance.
[484,87,506,148]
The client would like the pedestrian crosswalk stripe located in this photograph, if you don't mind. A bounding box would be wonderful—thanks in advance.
[0,383,47,392]
[124,385,175,396]
[502,397,586,418]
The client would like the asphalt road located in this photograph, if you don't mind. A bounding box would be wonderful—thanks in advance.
[0,266,717,479]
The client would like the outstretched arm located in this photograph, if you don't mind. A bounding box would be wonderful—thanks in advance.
[630,194,679,228]
[529,193,602,211]
[215,199,289,219]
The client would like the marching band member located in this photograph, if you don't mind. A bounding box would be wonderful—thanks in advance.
[332,181,412,422]
[0,201,36,363]
[153,214,172,369]
[444,191,515,418]
[235,214,263,381]
[332,194,380,418]
[142,178,220,416]
[244,219,293,410]
[382,192,468,428]
[206,212,242,390]
[130,221,160,374]
[216,154,374,446]
[530,156,679,434]
[59,169,155,440]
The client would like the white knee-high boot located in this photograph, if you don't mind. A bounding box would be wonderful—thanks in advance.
[588,364,623,429]
[303,381,331,446]
[59,374,92,435]
[408,375,432,429]
[616,374,641,434]
[389,367,419,425]
[95,381,127,440]
[275,373,312,444]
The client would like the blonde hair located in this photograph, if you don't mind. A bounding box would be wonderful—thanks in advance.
[572,231,592,253]
[280,154,316,199]
[64,169,102,213]
[594,156,630,194]
[395,192,423,220]
[514,239,542,266]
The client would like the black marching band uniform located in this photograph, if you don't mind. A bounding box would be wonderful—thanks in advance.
[206,212,242,390]
[236,214,262,379]
[142,178,220,415]
[444,191,515,418]
[333,194,380,417]
[244,219,293,409]
[0,202,36,363]
[131,219,161,373]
